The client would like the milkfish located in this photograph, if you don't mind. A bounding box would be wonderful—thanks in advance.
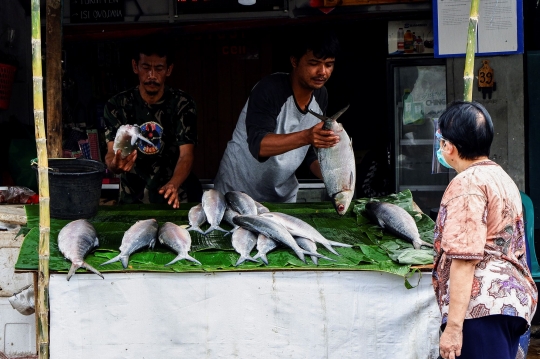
[57,219,103,281]
[308,105,356,216]
[294,236,334,266]
[231,227,259,266]
[364,201,433,250]
[233,215,323,263]
[260,212,352,255]
[158,222,201,266]
[187,203,207,236]
[253,233,279,265]
[254,200,270,214]
[223,207,241,233]
[100,219,158,268]
[113,124,155,158]
[225,191,258,216]
[201,189,229,235]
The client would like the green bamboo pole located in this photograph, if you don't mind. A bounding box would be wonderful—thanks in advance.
[31,0,50,358]
[464,0,480,101]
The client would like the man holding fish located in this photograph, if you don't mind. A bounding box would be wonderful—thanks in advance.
[214,28,343,204]
[103,35,202,208]
[432,101,537,359]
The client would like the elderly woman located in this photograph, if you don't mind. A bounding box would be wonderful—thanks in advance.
[432,101,537,359]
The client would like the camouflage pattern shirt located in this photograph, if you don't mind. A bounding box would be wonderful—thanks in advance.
[104,86,197,204]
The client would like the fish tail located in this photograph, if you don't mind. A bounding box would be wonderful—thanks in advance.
[120,256,129,269]
[321,242,340,256]
[253,252,268,265]
[319,254,335,262]
[294,249,306,263]
[310,256,319,266]
[326,239,353,248]
[82,262,104,279]
[235,256,247,267]
[66,263,81,281]
[165,253,201,266]
[188,227,207,236]
[414,240,434,250]
[100,254,121,267]
[137,134,155,147]
[204,225,230,236]
[215,226,230,235]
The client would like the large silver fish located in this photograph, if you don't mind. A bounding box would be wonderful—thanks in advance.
[253,233,279,265]
[100,219,158,268]
[113,124,155,158]
[294,236,334,266]
[158,222,201,266]
[233,215,322,263]
[201,189,229,235]
[308,105,356,216]
[231,227,259,266]
[259,212,352,255]
[225,191,258,216]
[364,201,433,250]
[223,207,241,233]
[254,201,270,214]
[57,219,103,281]
[187,203,207,236]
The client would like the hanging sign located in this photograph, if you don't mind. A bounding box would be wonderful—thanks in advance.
[70,0,125,24]
[433,0,523,57]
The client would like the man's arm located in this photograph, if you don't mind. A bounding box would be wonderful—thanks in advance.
[259,122,339,157]
[439,258,480,359]
[309,160,322,179]
[158,143,195,209]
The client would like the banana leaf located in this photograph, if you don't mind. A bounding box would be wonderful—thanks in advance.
[16,190,435,280]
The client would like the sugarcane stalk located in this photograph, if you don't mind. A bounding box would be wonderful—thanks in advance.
[463,0,479,101]
[31,0,50,358]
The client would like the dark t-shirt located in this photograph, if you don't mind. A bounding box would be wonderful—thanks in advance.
[103,86,197,204]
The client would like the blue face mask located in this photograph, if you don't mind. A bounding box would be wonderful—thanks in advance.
[436,147,453,169]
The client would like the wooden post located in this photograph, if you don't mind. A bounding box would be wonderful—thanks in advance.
[463,0,479,101]
[31,0,51,358]
[46,0,62,158]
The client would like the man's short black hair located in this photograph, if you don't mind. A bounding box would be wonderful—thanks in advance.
[438,101,494,160]
[133,35,174,66]
[289,27,340,61]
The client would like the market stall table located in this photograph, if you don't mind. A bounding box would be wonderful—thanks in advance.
[16,191,440,359]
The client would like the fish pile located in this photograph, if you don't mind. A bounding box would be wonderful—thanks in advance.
[188,189,353,266]
[308,105,356,216]
[364,201,433,250]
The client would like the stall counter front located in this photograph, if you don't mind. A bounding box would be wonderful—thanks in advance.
[49,270,441,359]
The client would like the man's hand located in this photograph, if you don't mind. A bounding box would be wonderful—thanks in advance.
[110,149,137,174]
[439,325,462,359]
[158,182,180,209]
[307,122,340,149]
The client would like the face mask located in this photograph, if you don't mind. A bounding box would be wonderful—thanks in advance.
[436,147,453,169]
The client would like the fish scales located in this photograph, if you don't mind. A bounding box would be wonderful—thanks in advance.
[159,222,201,266]
[231,227,259,266]
[253,233,279,265]
[187,203,207,236]
[233,214,318,263]
[225,191,258,216]
[57,219,103,281]
[309,105,356,216]
[365,201,433,250]
[202,189,229,235]
[100,218,158,268]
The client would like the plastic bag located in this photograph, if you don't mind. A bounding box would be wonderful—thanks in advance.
[8,284,35,316]
[0,186,38,204]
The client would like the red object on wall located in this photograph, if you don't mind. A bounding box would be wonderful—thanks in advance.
[0,63,17,110]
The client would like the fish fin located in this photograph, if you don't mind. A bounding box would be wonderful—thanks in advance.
[320,242,340,256]
[100,254,121,267]
[376,218,386,229]
[136,134,155,147]
[235,256,247,267]
[203,225,229,235]
[247,255,260,264]
[66,263,81,281]
[302,250,324,258]
[120,256,129,269]
[307,109,329,121]
[149,238,156,250]
[349,171,354,189]
[330,104,350,121]
[253,252,269,265]
[186,254,202,265]
[165,253,201,266]
[295,250,306,263]
[310,256,319,266]
[414,240,434,249]
[188,227,207,236]
[326,239,353,248]
[319,254,335,262]
[81,262,104,279]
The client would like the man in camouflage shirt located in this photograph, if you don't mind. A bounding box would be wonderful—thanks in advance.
[104,37,201,208]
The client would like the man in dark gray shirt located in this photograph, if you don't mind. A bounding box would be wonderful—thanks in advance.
[214,30,340,202]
